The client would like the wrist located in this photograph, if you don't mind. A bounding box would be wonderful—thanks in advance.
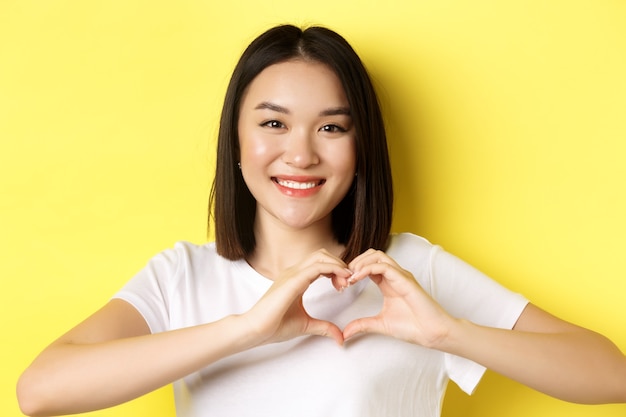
[227,313,267,351]
[426,317,470,353]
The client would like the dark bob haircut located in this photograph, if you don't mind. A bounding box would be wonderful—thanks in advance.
[209,24,393,262]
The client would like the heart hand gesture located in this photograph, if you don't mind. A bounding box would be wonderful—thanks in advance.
[343,249,456,348]
[242,249,352,347]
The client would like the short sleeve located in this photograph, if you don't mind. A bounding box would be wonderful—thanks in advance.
[112,244,184,334]
[428,245,529,394]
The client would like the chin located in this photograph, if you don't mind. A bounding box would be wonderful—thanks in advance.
[277,213,326,230]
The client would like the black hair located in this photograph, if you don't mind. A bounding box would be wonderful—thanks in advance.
[209,24,393,261]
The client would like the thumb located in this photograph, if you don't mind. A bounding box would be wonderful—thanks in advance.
[343,317,382,341]
[304,318,345,346]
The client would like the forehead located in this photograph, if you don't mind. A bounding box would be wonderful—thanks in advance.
[241,60,348,108]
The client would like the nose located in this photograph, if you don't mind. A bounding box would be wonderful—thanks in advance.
[281,128,320,168]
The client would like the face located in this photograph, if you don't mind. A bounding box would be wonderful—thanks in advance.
[237,60,356,232]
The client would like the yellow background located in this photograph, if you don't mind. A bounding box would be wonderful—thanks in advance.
[2,1,625,416]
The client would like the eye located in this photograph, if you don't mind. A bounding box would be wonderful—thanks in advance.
[261,120,285,129]
[320,124,347,133]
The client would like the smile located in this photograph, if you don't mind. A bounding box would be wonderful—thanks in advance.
[272,177,325,190]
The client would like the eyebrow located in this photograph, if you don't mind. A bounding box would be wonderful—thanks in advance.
[254,101,351,117]
[254,102,290,114]
[319,107,351,117]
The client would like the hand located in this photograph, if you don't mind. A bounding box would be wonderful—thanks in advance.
[242,249,352,347]
[342,249,456,348]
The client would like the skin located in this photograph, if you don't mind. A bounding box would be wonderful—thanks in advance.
[17,60,626,417]
[237,60,357,278]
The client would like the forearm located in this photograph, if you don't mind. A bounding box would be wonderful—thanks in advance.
[17,314,253,416]
[440,319,626,404]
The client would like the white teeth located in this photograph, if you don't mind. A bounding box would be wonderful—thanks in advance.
[276,179,319,189]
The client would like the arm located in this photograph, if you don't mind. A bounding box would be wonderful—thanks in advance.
[17,249,351,417]
[343,249,626,404]
[443,303,626,404]
[16,299,257,416]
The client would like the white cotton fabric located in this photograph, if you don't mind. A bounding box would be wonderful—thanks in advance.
[114,233,528,417]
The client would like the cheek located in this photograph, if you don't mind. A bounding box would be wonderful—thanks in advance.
[330,139,357,175]
[238,126,271,162]
[241,141,273,167]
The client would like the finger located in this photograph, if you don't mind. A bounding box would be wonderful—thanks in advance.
[342,316,383,341]
[347,248,378,269]
[280,263,351,294]
[349,250,399,276]
[302,248,348,270]
[307,263,352,283]
[298,263,352,291]
[327,268,354,291]
[304,318,345,346]
[347,260,398,286]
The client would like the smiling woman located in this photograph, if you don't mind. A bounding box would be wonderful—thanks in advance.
[237,60,357,245]
[211,25,393,264]
[16,24,626,417]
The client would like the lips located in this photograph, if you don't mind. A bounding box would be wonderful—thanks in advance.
[271,176,326,195]
[273,178,325,189]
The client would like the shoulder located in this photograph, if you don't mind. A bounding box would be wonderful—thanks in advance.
[385,233,439,290]
[169,240,217,256]
[141,240,232,281]
[168,240,219,260]
[164,240,234,271]
[386,232,437,260]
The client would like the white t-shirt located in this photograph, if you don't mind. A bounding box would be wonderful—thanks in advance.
[114,233,528,417]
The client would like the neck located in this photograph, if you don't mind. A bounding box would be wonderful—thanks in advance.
[246,215,343,280]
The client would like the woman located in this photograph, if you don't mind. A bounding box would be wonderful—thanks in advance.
[17,24,626,417]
